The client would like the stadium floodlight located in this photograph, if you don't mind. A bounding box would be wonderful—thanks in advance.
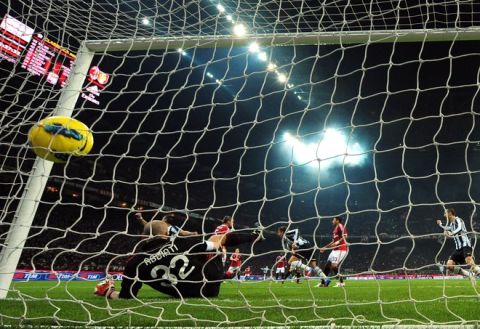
[266,62,277,72]
[216,4,225,13]
[248,42,260,53]
[277,73,287,83]
[226,14,233,22]
[206,72,213,78]
[297,95,302,100]
[257,51,267,61]
[141,17,150,25]
[284,129,365,168]
[215,79,222,84]
[232,23,247,36]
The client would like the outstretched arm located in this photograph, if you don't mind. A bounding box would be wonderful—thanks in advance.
[135,213,148,226]
[178,229,198,236]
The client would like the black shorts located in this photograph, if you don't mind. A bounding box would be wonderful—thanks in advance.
[449,247,473,265]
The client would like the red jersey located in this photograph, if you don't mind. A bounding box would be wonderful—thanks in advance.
[333,223,348,251]
[230,253,242,267]
[215,224,230,235]
[275,255,286,268]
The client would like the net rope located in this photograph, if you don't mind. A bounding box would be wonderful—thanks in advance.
[1,0,480,327]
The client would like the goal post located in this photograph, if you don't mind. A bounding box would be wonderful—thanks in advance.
[85,28,480,52]
[0,43,94,299]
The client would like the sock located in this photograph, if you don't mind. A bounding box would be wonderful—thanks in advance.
[461,268,470,277]
[323,261,332,276]
[224,232,258,246]
[313,266,327,279]
[332,267,338,278]
[222,254,226,267]
[453,266,467,276]
[298,263,312,273]
[471,265,480,275]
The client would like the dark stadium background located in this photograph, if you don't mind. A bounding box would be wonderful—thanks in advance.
[1,1,480,275]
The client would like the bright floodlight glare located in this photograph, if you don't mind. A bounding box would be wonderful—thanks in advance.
[258,51,267,61]
[207,72,213,78]
[142,17,150,25]
[266,62,277,72]
[248,42,260,53]
[177,48,183,53]
[216,4,226,13]
[215,79,222,85]
[233,23,247,37]
[226,14,233,21]
[283,129,365,169]
[297,95,302,100]
[277,73,287,83]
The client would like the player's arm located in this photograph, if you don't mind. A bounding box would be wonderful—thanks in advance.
[320,240,335,253]
[436,219,455,237]
[135,212,148,226]
[178,229,198,236]
[436,219,449,230]
[442,218,462,237]
[334,228,348,246]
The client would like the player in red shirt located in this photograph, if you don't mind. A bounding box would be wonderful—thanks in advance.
[214,216,234,267]
[225,248,242,279]
[243,266,252,279]
[274,255,286,282]
[319,216,348,287]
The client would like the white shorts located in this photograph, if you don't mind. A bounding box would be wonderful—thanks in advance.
[327,250,348,265]
[227,266,240,273]
[276,267,285,274]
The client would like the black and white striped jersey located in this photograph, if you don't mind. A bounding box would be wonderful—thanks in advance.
[283,228,310,250]
[438,217,471,250]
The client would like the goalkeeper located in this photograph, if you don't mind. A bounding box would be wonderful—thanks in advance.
[95,220,264,299]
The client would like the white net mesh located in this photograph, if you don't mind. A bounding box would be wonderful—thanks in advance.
[1,0,480,327]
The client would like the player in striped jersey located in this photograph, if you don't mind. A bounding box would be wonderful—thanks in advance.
[276,226,328,284]
[436,208,480,279]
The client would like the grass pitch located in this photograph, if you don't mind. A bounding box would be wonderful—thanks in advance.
[1,279,480,327]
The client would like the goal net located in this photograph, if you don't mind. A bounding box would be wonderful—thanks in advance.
[1,0,480,327]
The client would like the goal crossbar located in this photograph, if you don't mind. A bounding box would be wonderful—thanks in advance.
[84,28,480,52]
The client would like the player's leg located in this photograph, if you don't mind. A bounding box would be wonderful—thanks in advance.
[95,254,146,300]
[307,259,328,280]
[221,246,227,267]
[318,251,338,287]
[212,228,263,247]
[447,250,470,277]
[464,247,480,276]
[331,251,347,287]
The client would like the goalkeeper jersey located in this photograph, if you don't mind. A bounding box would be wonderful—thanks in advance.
[119,236,223,299]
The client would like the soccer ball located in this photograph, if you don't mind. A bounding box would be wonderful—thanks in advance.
[28,116,94,163]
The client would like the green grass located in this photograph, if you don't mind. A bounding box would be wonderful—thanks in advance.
[1,279,480,327]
